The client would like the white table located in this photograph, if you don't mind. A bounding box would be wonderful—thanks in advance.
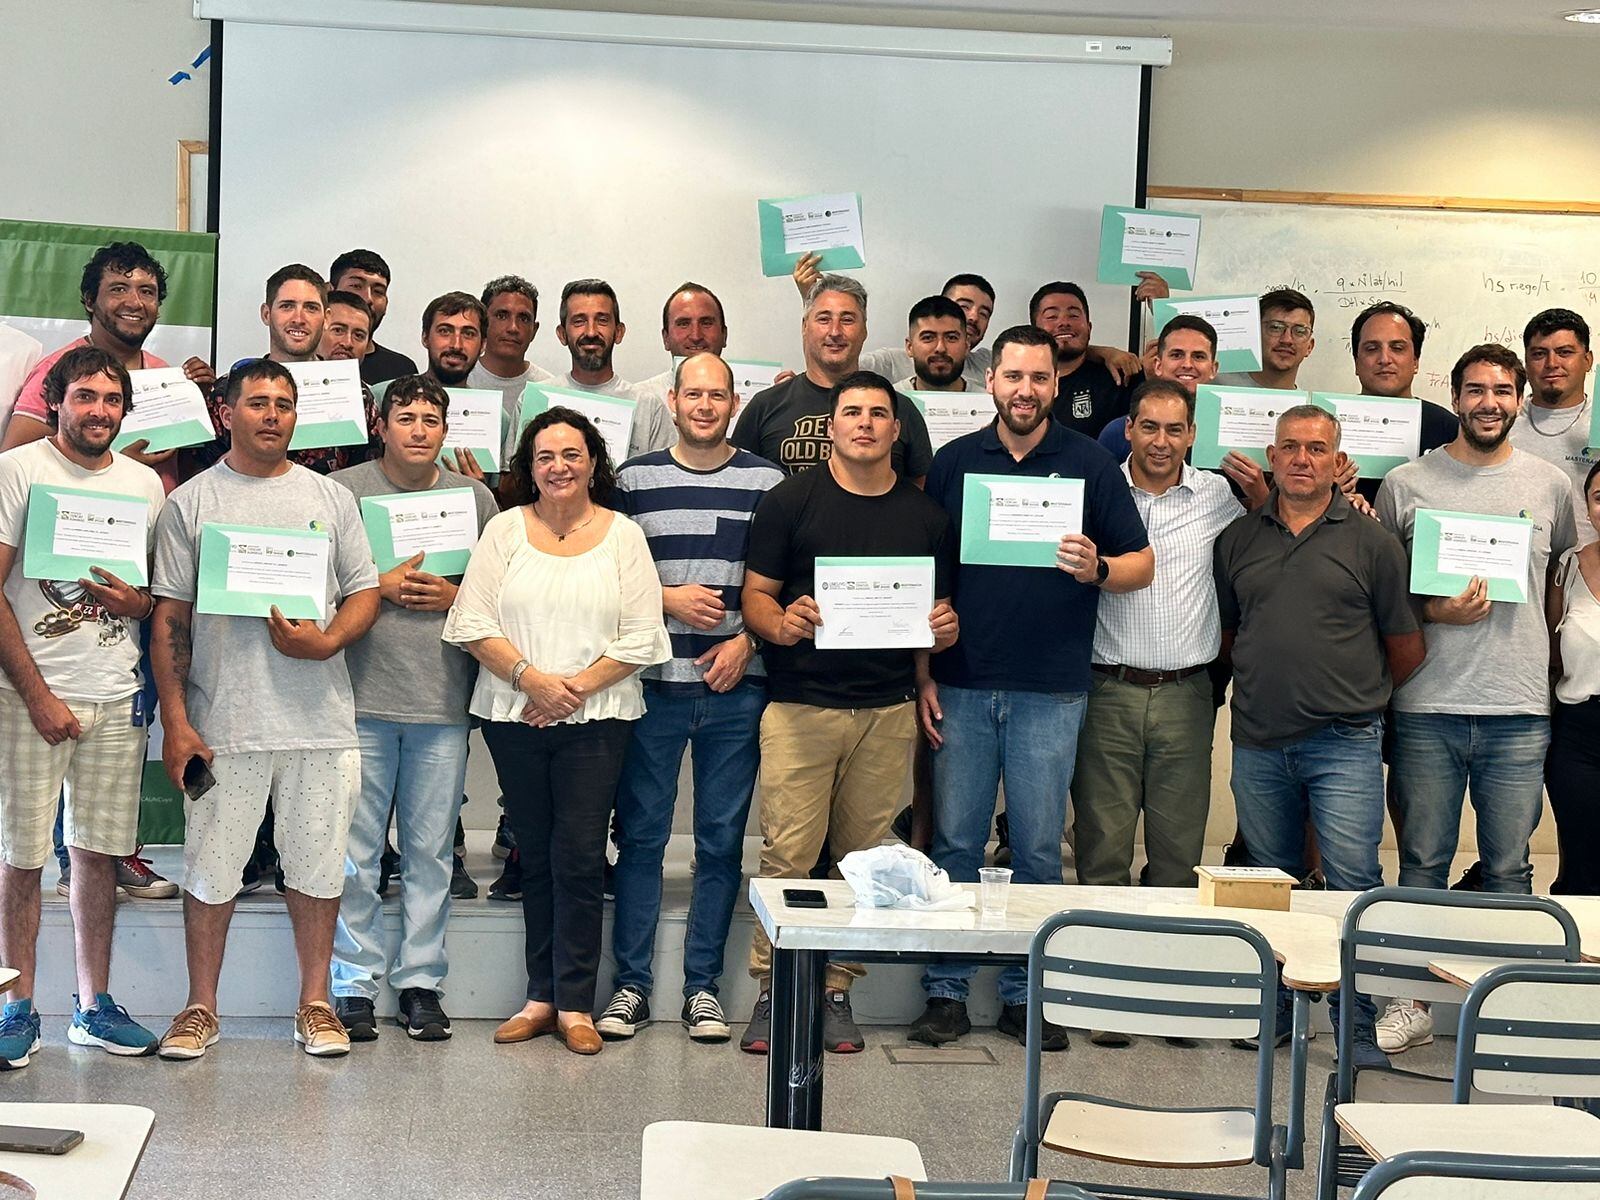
[0,971,17,994]
[0,1104,153,1200]
[640,1120,924,1200]
[1428,957,1509,990]
[1335,1102,1600,1160]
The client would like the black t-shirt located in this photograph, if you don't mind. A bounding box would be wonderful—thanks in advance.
[730,374,934,479]
[1354,399,1459,503]
[744,464,953,708]
[360,342,419,387]
[1053,360,1136,439]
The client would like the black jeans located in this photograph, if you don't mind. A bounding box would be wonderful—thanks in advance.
[482,718,633,1010]
[1546,697,1600,895]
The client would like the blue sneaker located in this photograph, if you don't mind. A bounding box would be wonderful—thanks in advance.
[0,1000,41,1070]
[68,993,156,1057]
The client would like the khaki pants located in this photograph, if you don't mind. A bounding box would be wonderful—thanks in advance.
[1071,672,1214,888]
[748,700,915,988]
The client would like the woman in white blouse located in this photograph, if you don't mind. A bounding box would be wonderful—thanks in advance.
[1545,459,1600,895]
[443,407,669,1054]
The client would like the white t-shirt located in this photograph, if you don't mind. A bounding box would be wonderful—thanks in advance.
[1509,398,1597,548]
[0,438,165,700]
[0,323,44,438]
[861,345,989,389]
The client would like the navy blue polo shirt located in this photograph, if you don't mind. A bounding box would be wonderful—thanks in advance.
[925,417,1149,694]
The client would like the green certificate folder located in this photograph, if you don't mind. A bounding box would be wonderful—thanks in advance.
[516,383,637,469]
[1151,294,1261,373]
[360,488,478,575]
[1410,508,1533,604]
[22,484,151,586]
[757,192,866,278]
[286,360,369,451]
[959,475,1084,568]
[197,523,329,620]
[1193,385,1306,469]
[1311,393,1421,479]
[1097,204,1200,290]
[439,389,504,473]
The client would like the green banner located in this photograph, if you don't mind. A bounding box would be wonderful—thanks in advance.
[0,218,216,327]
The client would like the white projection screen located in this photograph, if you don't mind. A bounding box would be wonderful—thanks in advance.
[212,8,1151,380]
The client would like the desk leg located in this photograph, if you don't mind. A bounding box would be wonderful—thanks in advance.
[1285,990,1311,1171]
[766,947,826,1131]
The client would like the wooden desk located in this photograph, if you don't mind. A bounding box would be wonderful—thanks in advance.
[1427,957,1508,990]
[640,1120,924,1200]
[0,971,17,995]
[1335,1102,1600,1161]
[0,1104,153,1200]
[1291,892,1600,962]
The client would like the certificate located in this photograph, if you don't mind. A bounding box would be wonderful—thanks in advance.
[515,383,635,468]
[814,556,934,650]
[286,359,368,450]
[360,488,480,575]
[1311,393,1421,479]
[1151,295,1262,373]
[1097,205,1201,289]
[1410,509,1534,604]
[727,360,784,406]
[758,191,866,277]
[959,475,1084,568]
[440,389,504,473]
[1193,384,1307,469]
[114,368,214,453]
[909,392,994,453]
[22,484,152,586]
[196,523,329,620]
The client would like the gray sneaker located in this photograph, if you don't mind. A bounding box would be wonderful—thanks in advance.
[739,990,772,1055]
[822,989,865,1054]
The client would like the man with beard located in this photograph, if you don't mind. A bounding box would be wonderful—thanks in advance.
[633,284,730,408]
[1510,309,1596,547]
[328,249,418,388]
[897,296,979,394]
[466,276,554,437]
[317,291,374,367]
[908,325,1152,1050]
[1374,344,1576,1054]
[549,279,674,459]
[1033,282,1133,439]
[1214,288,1317,390]
[3,242,216,490]
[1348,302,1459,504]
[0,346,168,1066]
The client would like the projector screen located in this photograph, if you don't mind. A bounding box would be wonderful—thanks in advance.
[215,15,1146,378]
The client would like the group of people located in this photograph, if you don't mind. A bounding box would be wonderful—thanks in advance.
[0,235,1592,1072]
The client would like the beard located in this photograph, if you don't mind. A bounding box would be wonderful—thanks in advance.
[429,357,473,386]
[916,354,964,386]
[572,339,612,373]
[92,303,155,351]
[1460,408,1516,452]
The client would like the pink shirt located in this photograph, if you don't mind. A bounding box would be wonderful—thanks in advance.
[11,336,170,424]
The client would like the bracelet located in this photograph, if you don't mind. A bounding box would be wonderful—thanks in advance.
[137,593,156,621]
[509,658,531,692]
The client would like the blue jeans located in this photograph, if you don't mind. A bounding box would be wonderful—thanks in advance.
[332,719,469,1000]
[1391,712,1550,894]
[923,686,1086,1006]
[611,681,765,998]
[1231,717,1386,1028]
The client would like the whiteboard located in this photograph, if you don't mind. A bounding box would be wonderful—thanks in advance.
[1176,198,1600,405]
[215,21,1142,375]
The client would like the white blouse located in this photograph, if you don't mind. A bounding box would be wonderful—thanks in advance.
[1554,548,1600,705]
[442,508,671,724]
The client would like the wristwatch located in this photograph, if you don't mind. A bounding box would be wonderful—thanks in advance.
[744,630,764,654]
[1094,558,1110,586]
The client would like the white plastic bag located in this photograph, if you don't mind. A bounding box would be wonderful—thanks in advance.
[837,844,975,911]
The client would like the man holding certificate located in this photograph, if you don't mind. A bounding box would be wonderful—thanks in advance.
[1374,344,1576,1055]
[739,370,957,1055]
[150,358,380,1061]
[548,279,675,459]
[329,375,497,1043]
[0,346,166,1066]
[910,326,1152,1051]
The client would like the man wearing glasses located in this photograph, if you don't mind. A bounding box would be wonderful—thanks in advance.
[1213,288,1316,390]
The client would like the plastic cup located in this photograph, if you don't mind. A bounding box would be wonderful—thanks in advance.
[978,866,1013,922]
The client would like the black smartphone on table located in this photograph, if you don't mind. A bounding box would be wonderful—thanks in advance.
[0,1125,82,1155]
[783,887,828,909]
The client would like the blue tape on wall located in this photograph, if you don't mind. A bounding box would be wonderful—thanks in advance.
[169,45,212,85]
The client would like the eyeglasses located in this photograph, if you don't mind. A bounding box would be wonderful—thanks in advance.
[1265,320,1313,341]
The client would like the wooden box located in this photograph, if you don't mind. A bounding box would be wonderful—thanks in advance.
[1194,865,1296,912]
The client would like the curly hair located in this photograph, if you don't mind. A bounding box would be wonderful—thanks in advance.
[502,406,617,508]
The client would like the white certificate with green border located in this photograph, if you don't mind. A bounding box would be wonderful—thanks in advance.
[1193,384,1307,469]
[114,368,214,453]
[758,192,866,278]
[515,383,635,468]
[22,484,151,586]
[813,556,934,650]
[1311,392,1420,479]
[197,523,329,620]
[1097,205,1200,289]
[286,359,367,450]
[909,391,993,453]
[360,488,479,575]
[1150,295,1262,373]
[440,389,504,473]
[1410,509,1532,604]
[960,475,1083,568]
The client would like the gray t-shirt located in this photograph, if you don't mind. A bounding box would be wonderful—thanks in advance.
[466,359,556,428]
[1376,446,1577,716]
[505,371,676,466]
[329,460,498,725]
[151,460,380,755]
[1509,399,1596,548]
[861,345,989,389]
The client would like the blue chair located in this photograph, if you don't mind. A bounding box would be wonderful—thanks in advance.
[1350,1151,1600,1199]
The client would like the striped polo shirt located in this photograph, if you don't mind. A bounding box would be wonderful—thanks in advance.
[616,447,785,691]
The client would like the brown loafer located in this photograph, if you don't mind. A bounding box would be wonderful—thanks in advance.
[556,1020,603,1055]
[494,1011,556,1044]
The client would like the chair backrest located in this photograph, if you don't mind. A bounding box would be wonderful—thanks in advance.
[1021,909,1279,1166]
[765,1180,1097,1200]
[1454,963,1600,1102]
[1350,1151,1600,1200]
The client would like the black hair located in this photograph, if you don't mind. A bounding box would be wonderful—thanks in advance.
[325,290,374,324]
[1450,343,1526,398]
[42,345,133,430]
[1127,377,1195,424]
[942,273,996,303]
[80,241,168,306]
[503,406,617,507]
[1351,301,1425,360]
[1523,308,1591,352]
[1158,314,1218,356]
[421,291,487,336]
[828,370,899,418]
[1259,287,1314,320]
[660,282,725,331]
[223,358,298,406]
[328,249,392,285]
[560,278,620,324]
[1029,281,1089,323]
[907,295,966,328]
[378,374,450,422]
[989,323,1057,364]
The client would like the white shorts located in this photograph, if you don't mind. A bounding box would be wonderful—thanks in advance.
[0,688,144,869]
[183,748,360,905]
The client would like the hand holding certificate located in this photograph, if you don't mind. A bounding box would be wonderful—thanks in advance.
[1410,508,1534,604]
[23,484,152,587]
[1151,295,1262,372]
[115,368,214,453]
[960,475,1085,567]
[360,488,480,575]
[1098,205,1201,289]
[758,192,866,277]
[197,524,330,620]
[1193,384,1308,469]
[286,359,368,450]
[813,556,935,650]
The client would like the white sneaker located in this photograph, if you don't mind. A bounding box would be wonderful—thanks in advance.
[1375,998,1433,1054]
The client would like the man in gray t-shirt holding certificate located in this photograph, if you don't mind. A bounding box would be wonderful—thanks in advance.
[1375,343,1576,1055]
[149,359,379,1061]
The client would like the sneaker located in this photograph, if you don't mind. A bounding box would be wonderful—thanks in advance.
[115,855,177,899]
[997,1002,1070,1052]
[596,987,650,1040]
[238,857,263,896]
[822,989,865,1054]
[993,811,1012,868]
[397,988,451,1041]
[682,991,731,1043]
[294,1002,350,1057]
[1089,1029,1133,1047]
[67,993,156,1056]
[1347,1019,1389,1071]
[334,996,378,1042]
[492,813,515,860]
[450,854,478,900]
[1375,998,1433,1054]
[603,859,616,902]
[908,998,971,1045]
[740,990,772,1054]
[488,851,522,901]
[1232,989,1310,1051]
[1450,861,1484,892]
[377,842,401,898]
[0,1000,42,1070]
[54,862,70,898]
[159,1004,220,1060]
